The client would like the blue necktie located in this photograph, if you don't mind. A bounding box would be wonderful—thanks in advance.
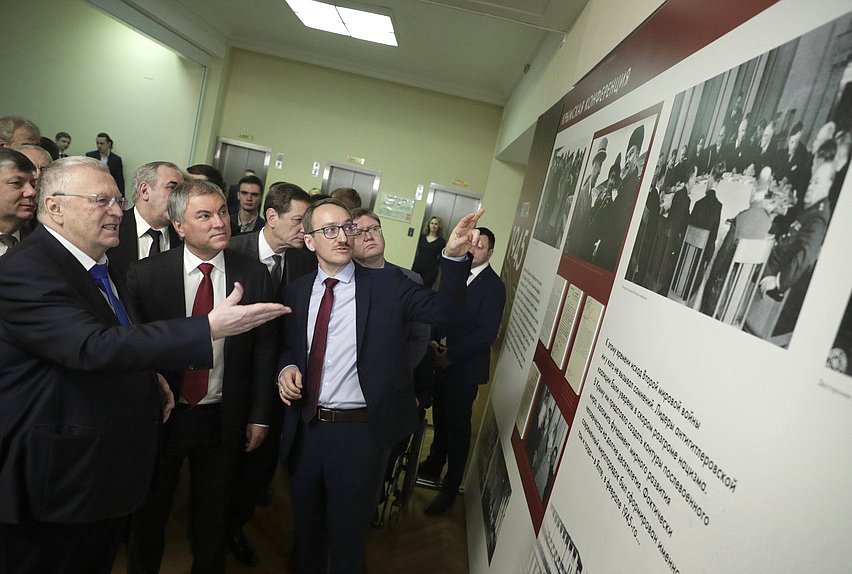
[89,263,131,325]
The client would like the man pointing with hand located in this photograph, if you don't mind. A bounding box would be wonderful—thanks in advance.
[276,198,482,573]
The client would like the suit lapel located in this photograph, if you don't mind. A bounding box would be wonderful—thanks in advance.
[38,227,120,326]
[158,248,188,320]
[354,264,370,353]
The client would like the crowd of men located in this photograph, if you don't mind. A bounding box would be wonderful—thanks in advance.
[0,114,506,574]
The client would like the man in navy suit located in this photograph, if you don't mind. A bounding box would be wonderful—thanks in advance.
[86,132,125,196]
[0,157,287,574]
[125,180,277,574]
[106,161,184,279]
[419,227,506,514]
[276,198,482,573]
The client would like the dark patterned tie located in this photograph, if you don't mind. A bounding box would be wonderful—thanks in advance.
[270,254,283,294]
[182,263,214,405]
[302,278,339,422]
[0,234,17,249]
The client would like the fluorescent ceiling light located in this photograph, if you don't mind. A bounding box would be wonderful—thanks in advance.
[286,0,398,46]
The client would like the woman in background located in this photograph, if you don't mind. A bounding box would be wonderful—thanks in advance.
[412,216,446,289]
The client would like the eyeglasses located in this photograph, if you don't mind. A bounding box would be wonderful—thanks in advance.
[53,193,128,210]
[307,223,360,239]
[355,225,382,238]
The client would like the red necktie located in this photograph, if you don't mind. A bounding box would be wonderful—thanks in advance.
[303,278,339,422]
[182,263,214,406]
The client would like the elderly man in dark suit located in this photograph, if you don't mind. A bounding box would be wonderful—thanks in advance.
[0,148,37,255]
[225,181,314,565]
[85,132,125,196]
[276,198,481,573]
[420,227,506,514]
[0,157,286,574]
[106,161,184,279]
[125,180,278,574]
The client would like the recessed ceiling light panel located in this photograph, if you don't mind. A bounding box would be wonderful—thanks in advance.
[286,0,397,46]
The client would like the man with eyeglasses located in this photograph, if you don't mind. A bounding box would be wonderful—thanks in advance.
[0,148,37,256]
[276,198,482,573]
[352,207,431,372]
[107,161,185,280]
[0,157,288,574]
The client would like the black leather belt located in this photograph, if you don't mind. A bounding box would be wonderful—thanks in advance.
[316,407,369,423]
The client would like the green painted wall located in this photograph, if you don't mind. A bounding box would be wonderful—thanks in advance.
[0,0,205,178]
[218,49,503,268]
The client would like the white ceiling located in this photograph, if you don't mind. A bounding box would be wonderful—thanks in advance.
[131,0,589,106]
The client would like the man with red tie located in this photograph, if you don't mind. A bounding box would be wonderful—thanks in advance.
[276,198,481,573]
[125,179,278,574]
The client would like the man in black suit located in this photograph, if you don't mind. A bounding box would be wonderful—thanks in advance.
[0,148,37,255]
[276,198,481,573]
[86,132,125,196]
[420,227,506,514]
[230,174,265,236]
[225,181,314,565]
[0,157,287,574]
[779,121,812,204]
[125,180,278,574]
[107,161,184,279]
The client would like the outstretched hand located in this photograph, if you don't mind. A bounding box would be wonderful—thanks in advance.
[444,208,485,258]
[208,282,290,340]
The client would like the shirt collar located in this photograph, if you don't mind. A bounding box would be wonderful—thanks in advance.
[258,230,277,261]
[183,245,226,276]
[318,260,355,285]
[134,206,169,238]
[44,224,104,270]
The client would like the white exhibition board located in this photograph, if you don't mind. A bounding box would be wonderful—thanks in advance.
[467,1,852,572]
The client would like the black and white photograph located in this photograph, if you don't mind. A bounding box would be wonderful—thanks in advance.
[827,293,852,378]
[480,440,511,565]
[531,140,587,249]
[626,13,852,348]
[524,383,570,504]
[523,505,584,574]
[563,114,658,272]
[475,402,500,492]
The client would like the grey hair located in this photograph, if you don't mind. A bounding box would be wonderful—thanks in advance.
[36,157,109,221]
[167,179,226,224]
[14,144,52,166]
[131,161,182,201]
[0,116,40,145]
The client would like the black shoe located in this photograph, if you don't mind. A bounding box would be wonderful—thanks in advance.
[424,491,455,515]
[229,527,259,566]
[417,460,443,482]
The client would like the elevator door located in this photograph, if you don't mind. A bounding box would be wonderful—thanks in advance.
[421,185,481,237]
[213,138,271,188]
[321,162,381,209]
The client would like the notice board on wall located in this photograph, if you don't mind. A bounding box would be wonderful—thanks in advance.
[472,0,852,572]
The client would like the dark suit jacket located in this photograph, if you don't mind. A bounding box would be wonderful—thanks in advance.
[278,257,470,453]
[439,264,506,386]
[230,212,265,237]
[0,226,212,524]
[106,207,183,280]
[125,247,277,448]
[228,230,317,297]
[85,150,125,195]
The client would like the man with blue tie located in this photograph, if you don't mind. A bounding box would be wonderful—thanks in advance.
[276,198,482,573]
[0,157,288,574]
